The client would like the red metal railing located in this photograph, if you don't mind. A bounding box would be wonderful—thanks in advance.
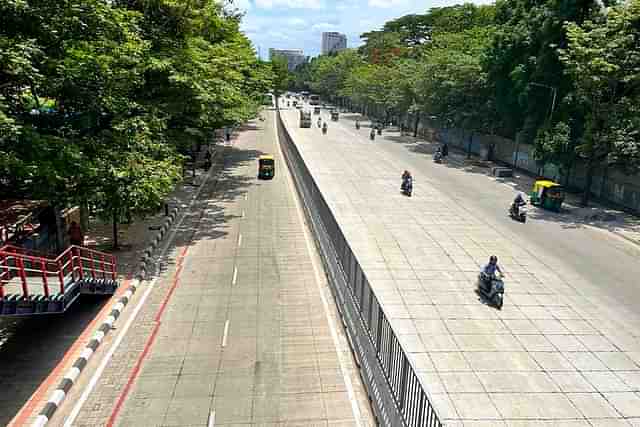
[0,245,116,299]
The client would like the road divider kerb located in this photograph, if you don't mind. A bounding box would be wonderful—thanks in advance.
[32,151,223,427]
[31,281,138,427]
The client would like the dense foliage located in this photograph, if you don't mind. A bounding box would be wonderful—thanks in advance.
[293,0,640,204]
[0,0,274,245]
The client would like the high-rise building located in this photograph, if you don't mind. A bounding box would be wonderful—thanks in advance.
[321,32,347,55]
[269,48,307,71]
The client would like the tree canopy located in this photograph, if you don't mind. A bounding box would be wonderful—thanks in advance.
[1,0,274,246]
[292,0,640,205]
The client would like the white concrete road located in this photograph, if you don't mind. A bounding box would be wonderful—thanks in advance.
[48,110,374,427]
[282,102,640,426]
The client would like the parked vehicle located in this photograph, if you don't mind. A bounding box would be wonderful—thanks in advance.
[530,180,565,212]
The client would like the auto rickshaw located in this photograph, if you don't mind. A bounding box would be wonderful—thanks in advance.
[258,155,275,179]
[530,179,565,212]
[331,111,339,121]
[313,107,321,115]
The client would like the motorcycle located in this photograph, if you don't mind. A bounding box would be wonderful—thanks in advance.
[401,177,413,197]
[433,150,443,164]
[377,126,382,135]
[509,203,527,223]
[322,124,328,135]
[478,272,505,309]
[355,121,360,130]
[370,130,376,141]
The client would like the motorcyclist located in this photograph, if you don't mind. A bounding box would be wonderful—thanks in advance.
[355,120,360,130]
[401,170,412,191]
[322,122,328,134]
[377,124,382,135]
[511,192,526,215]
[481,256,502,285]
[317,117,322,128]
[370,129,376,140]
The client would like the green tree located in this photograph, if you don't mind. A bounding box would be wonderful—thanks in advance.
[1,0,272,248]
[485,0,602,139]
[269,55,291,107]
[559,1,640,204]
[417,27,499,149]
[534,121,574,180]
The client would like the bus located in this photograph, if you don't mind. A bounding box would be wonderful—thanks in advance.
[309,94,320,105]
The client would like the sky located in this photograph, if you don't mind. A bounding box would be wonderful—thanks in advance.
[231,0,493,59]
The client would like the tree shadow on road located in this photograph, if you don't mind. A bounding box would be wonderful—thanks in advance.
[152,146,266,271]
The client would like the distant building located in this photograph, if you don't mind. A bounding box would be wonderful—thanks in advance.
[321,32,347,55]
[269,48,307,71]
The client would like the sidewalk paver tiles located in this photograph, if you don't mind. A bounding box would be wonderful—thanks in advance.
[281,109,640,426]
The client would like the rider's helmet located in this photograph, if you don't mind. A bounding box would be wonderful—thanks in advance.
[489,255,498,264]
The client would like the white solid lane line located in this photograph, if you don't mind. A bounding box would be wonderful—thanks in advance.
[237,233,242,248]
[207,411,215,427]
[232,266,238,286]
[221,320,230,348]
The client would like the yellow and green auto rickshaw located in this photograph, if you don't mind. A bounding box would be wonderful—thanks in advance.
[258,155,275,179]
[530,180,565,212]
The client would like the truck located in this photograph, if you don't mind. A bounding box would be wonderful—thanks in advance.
[299,110,311,128]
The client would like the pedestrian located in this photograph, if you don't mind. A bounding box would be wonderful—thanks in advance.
[68,221,84,246]
[442,142,449,158]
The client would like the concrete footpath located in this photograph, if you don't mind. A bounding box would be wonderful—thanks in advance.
[48,111,374,426]
[282,107,640,427]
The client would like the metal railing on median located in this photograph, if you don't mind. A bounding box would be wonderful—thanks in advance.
[276,111,442,427]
